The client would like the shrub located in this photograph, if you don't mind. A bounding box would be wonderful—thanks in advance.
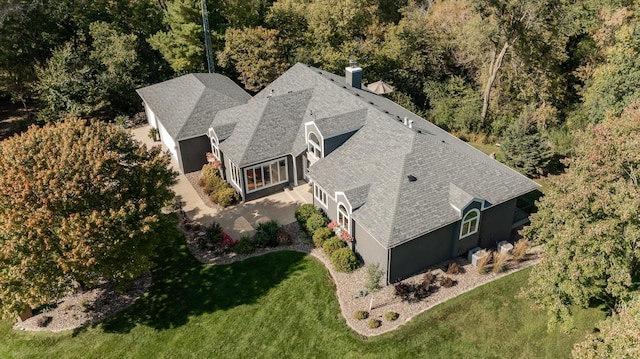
[205,222,223,243]
[37,316,52,327]
[220,232,237,250]
[295,204,318,230]
[414,281,431,300]
[384,311,399,321]
[235,235,254,254]
[365,264,383,292]
[217,187,239,207]
[305,213,328,236]
[440,276,456,288]
[423,271,437,285]
[368,318,381,329]
[394,282,414,301]
[476,251,492,274]
[492,251,510,273]
[446,262,463,275]
[201,162,219,180]
[254,220,281,247]
[331,247,358,272]
[323,236,346,257]
[353,310,369,320]
[312,227,334,248]
[512,239,529,262]
[276,230,292,245]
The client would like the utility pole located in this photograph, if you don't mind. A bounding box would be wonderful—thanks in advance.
[201,0,215,73]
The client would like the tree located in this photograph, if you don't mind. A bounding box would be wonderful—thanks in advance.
[570,7,640,128]
[0,119,177,317]
[521,100,640,331]
[149,0,206,73]
[572,294,640,359]
[501,107,553,177]
[217,26,289,91]
[36,21,142,120]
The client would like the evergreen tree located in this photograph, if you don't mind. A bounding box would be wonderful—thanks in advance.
[501,111,553,177]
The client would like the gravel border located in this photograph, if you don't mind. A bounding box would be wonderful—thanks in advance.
[13,272,152,333]
[185,221,541,337]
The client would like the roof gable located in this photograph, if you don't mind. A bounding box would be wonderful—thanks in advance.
[137,73,250,141]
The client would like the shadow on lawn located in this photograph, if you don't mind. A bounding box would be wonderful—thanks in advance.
[75,231,307,335]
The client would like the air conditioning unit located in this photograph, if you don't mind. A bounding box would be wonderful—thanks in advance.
[468,247,481,264]
[498,241,514,254]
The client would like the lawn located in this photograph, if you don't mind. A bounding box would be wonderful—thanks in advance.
[0,237,603,359]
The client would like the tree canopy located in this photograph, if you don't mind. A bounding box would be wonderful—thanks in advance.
[521,100,640,331]
[0,119,177,317]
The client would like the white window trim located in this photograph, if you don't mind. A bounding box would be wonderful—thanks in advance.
[244,158,289,194]
[229,160,242,191]
[208,128,220,160]
[314,184,328,208]
[337,202,350,233]
[307,132,322,160]
[459,209,480,239]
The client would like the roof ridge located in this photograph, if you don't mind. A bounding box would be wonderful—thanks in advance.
[383,132,418,242]
[237,99,269,164]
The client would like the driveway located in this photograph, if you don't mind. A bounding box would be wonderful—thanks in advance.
[130,125,311,239]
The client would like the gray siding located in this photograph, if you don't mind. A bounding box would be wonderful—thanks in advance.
[478,199,516,248]
[389,224,456,283]
[324,131,356,156]
[353,221,388,281]
[178,136,210,173]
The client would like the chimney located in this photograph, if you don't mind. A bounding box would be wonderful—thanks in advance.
[403,117,408,126]
[409,120,414,129]
[345,59,362,89]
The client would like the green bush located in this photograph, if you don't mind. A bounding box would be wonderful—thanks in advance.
[234,236,254,254]
[217,187,239,207]
[201,162,219,180]
[312,227,334,248]
[367,318,381,329]
[205,222,223,243]
[384,311,399,321]
[305,213,328,236]
[295,204,318,229]
[323,236,346,257]
[254,220,281,247]
[365,264,383,292]
[331,247,358,272]
[353,310,369,320]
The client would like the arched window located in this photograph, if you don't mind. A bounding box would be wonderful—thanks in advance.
[308,132,322,159]
[337,203,349,230]
[459,209,480,239]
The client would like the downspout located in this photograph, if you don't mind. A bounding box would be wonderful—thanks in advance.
[292,154,298,186]
[387,247,392,285]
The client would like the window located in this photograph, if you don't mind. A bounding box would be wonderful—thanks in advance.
[314,184,328,207]
[308,132,322,159]
[337,203,349,231]
[230,160,241,190]
[245,158,288,193]
[459,209,480,239]
[208,128,220,159]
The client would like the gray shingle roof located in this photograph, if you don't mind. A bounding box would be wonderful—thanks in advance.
[301,64,540,248]
[214,88,313,166]
[136,73,250,141]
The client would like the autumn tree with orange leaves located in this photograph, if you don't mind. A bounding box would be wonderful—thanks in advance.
[0,119,177,317]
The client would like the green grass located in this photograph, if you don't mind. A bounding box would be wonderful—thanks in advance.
[0,238,603,359]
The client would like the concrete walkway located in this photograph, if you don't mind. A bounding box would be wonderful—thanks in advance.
[130,125,312,239]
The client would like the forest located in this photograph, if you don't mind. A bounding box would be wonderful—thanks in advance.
[1,1,639,357]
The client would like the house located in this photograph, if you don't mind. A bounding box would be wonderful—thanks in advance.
[138,62,540,283]
[137,73,251,173]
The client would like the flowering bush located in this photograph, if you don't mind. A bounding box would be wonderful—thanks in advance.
[340,231,352,242]
[212,160,221,168]
[328,221,337,230]
[220,232,237,248]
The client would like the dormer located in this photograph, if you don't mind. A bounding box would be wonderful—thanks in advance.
[304,109,367,164]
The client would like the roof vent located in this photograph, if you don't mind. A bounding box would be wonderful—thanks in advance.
[417,130,422,134]
[408,175,417,182]
[330,78,334,81]
[368,101,374,105]
[441,140,446,143]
